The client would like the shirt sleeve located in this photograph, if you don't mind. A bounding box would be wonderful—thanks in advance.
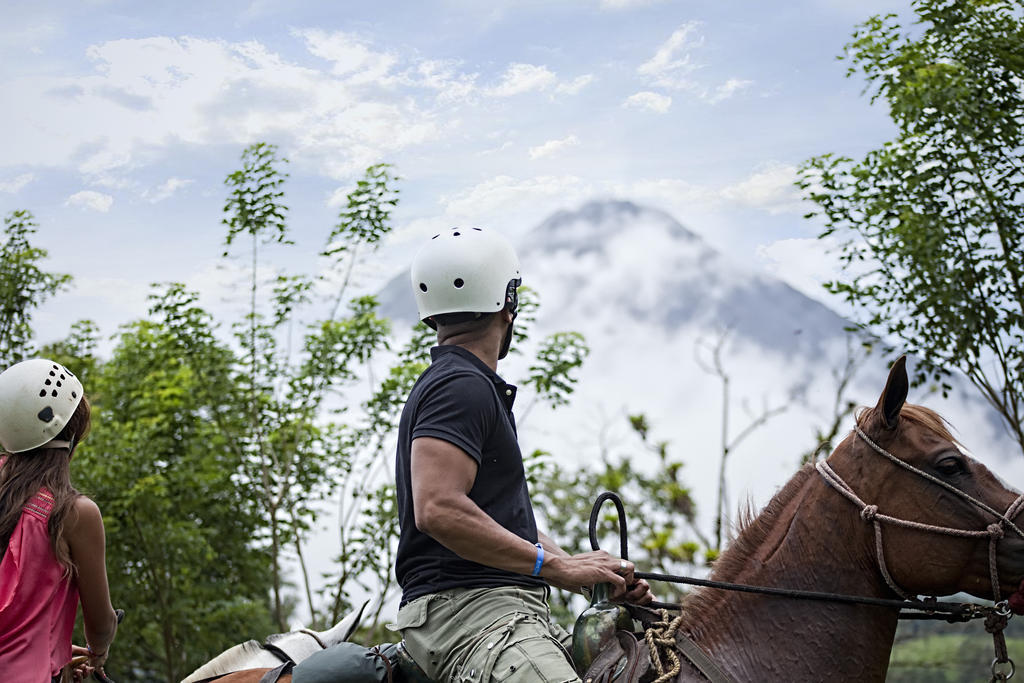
[411,372,498,464]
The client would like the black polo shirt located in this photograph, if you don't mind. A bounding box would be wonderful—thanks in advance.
[394,345,545,605]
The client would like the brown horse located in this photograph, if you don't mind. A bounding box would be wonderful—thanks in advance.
[664,356,1024,681]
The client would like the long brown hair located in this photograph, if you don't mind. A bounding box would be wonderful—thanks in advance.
[0,396,92,574]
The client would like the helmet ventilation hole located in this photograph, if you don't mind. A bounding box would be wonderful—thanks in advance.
[453,278,464,288]
[50,390,57,397]
[38,390,46,398]
[453,231,461,237]
[419,283,428,292]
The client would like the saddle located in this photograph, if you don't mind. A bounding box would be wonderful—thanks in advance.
[578,630,649,683]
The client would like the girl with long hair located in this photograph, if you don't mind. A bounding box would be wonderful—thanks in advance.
[0,359,117,682]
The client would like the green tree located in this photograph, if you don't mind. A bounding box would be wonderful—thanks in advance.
[71,285,275,682]
[0,210,72,366]
[221,144,397,630]
[799,0,1024,453]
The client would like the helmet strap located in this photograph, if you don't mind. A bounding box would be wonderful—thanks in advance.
[498,312,517,360]
[497,278,521,360]
[504,279,521,317]
[41,438,74,452]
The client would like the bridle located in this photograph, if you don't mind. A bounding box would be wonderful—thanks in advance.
[815,424,1024,682]
[817,425,1024,603]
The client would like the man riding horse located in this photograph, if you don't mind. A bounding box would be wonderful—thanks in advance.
[393,227,654,681]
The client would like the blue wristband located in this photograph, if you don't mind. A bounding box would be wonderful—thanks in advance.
[531,543,544,576]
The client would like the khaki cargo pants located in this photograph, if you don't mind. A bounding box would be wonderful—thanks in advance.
[395,585,580,682]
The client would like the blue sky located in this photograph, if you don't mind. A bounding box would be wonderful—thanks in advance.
[1,0,907,347]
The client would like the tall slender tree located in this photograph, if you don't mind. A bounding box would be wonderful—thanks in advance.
[0,210,72,366]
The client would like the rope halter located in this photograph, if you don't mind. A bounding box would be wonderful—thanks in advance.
[816,425,1024,602]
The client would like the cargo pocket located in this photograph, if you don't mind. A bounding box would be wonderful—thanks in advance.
[490,634,578,683]
[395,597,430,630]
[394,597,435,679]
[455,613,577,683]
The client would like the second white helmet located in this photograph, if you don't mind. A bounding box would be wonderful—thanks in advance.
[0,358,84,453]
[411,228,521,327]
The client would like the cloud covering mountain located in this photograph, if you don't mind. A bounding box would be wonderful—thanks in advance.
[381,199,1024,537]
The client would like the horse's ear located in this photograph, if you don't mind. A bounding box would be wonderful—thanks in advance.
[876,356,908,429]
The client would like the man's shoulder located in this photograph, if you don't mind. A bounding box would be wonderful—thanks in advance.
[418,349,492,388]
[415,359,494,400]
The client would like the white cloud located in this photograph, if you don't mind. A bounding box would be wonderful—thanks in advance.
[556,74,594,95]
[720,162,803,214]
[486,63,558,96]
[406,59,478,101]
[638,22,753,103]
[66,190,114,212]
[0,173,34,193]
[623,91,672,113]
[707,78,753,104]
[144,177,193,203]
[0,35,447,181]
[610,163,807,217]
[294,29,398,83]
[529,134,581,160]
[442,175,590,219]
[637,21,703,89]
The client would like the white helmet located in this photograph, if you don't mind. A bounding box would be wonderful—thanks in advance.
[0,358,84,453]
[411,227,521,328]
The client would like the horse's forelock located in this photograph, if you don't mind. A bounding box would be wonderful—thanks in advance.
[857,403,961,450]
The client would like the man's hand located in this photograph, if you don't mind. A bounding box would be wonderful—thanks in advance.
[616,578,655,606]
[541,550,654,604]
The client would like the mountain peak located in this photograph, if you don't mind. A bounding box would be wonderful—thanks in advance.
[522,199,699,257]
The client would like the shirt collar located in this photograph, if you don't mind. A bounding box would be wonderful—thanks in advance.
[431,345,518,410]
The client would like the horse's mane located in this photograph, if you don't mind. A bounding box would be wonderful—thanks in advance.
[681,402,957,621]
[682,464,817,618]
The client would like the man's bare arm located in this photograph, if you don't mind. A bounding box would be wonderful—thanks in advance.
[411,436,635,596]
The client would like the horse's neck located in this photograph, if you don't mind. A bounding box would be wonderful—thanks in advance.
[679,474,900,682]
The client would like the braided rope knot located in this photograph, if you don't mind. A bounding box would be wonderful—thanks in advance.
[860,505,879,522]
[644,609,684,683]
[988,523,1005,540]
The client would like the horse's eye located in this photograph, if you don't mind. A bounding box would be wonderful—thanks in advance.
[935,456,967,476]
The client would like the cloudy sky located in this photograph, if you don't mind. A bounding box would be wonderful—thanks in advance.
[1,0,911,347]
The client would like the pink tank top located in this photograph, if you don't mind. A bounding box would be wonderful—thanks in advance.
[0,489,80,680]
